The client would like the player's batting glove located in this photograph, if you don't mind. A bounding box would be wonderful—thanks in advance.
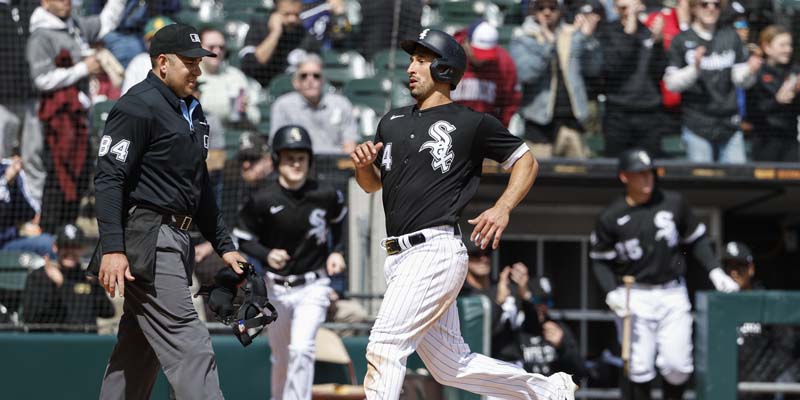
[709,267,740,293]
[605,290,629,318]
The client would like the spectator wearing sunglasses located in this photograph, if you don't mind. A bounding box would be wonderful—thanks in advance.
[198,27,262,128]
[269,53,358,154]
[664,0,762,163]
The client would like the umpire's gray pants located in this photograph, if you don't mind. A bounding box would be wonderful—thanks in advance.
[98,225,223,400]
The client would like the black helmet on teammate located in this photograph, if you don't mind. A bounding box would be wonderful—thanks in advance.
[401,28,467,90]
[618,148,656,173]
[271,125,313,165]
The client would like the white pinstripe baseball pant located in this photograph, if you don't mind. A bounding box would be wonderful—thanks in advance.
[365,226,565,399]
[265,274,332,400]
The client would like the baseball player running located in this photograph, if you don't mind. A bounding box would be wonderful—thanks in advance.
[351,29,578,400]
[590,148,740,400]
[234,125,347,400]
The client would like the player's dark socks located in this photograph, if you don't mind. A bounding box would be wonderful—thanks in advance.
[620,377,652,400]
[662,381,686,400]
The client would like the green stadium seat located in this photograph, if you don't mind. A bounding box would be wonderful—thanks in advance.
[437,1,482,27]
[371,48,408,75]
[585,134,605,157]
[343,77,393,115]
[321,50,368,89]
[267,73,295,102]
[91,100,117,136]
[661,134,686,158]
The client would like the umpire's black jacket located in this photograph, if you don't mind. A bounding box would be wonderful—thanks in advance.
[94,72,234,282]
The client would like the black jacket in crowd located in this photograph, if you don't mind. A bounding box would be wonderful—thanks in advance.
[0,0,35,103]
[22,266,114,328]
[597,21,666,112]
[747,63,800,138]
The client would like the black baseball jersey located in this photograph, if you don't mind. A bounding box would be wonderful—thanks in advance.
[94,72,234,255]
[234,178,347,276]
[667,27,748,139]
[590,189,706,285]
[373,103,528,237]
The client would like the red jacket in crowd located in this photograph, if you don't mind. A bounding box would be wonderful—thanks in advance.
[451,29,521,127]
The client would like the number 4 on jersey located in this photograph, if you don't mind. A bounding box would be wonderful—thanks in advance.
[381,143,393,171]
[98,135,130,162]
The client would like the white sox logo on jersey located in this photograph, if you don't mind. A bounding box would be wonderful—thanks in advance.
[419,120,455,173]
[654,211,678,247]
[307,208,328,245]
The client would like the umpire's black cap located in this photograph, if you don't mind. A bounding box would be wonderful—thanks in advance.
[723,241,754,264]
[55,224,85,249]
[149,23,216,58]
[618,148,656,173]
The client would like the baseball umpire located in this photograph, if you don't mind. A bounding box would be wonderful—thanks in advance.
[351,29,578,400]
[93,23,247,399]
[590,148,740,400]
[234,125,347,400]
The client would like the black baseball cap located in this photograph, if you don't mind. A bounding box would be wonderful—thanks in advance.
[55,224,85,249]
[723,241,754,264]
[149,23,216,58]
[618,148,656,173]
[238,132,270,162]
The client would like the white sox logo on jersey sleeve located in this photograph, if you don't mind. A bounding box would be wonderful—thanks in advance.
[419,120,455,173]
[307,208,328,245]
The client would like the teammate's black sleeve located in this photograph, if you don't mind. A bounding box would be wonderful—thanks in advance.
[589,217,620,294]
[676,195,717,272]
[94,106,152,254]
[592,260,618,295]
[690,235,720,273]
[194,167,235,256]
[477,114,527,169]
[235,194,271,263]
[327,189,347,255]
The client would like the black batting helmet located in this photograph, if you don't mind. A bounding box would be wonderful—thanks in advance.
[618,148,656,173]
[401,29,467,89]
[271,125,313,165]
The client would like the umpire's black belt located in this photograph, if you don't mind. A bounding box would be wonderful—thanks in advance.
[132,205,193,231]
[163,214,193,231]
[382,224,461,255]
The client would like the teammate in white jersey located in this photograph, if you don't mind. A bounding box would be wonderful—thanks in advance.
[350,28,578,400]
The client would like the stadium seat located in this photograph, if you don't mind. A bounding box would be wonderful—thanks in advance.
[371,49,408,76]
[436,1,482,27]
[267,74,295,102]
[585,134,605,157]
[342,77,393,115]
[311,327,366,399]
[0,251,43,321]
[91,100,117,136]
[661,134,687,158]
[321,50,368,89]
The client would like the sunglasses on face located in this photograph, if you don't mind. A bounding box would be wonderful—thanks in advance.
[698,1,720,9]
[299,72,321,80]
